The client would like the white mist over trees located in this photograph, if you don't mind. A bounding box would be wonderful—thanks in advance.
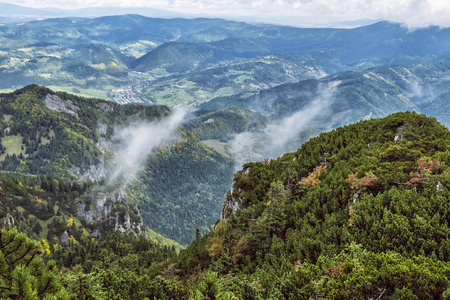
[109,108,187,184]
[229,84,337,167]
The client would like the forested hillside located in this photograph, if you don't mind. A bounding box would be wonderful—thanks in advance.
[0,85,173,245]
[2,6,450,299]
[171,112,450,299]
[0,84,169,177]
[0,226,180,299]
[126,131,234,245]
[201,60,450,127]
[0,85,237,245]
[4,111,450,299]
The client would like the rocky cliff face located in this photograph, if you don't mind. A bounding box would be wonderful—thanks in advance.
[221,167,250,219]
[76,187,146,237]
[43,94,80,117]
[69,124,115,183]
[70,157,108,183]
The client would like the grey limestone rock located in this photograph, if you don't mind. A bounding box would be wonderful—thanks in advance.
[76,187,146,237]
[221,167,249,219]
[43,94,80,117]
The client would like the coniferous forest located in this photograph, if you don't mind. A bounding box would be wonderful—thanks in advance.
[1,5,450,299]
[3,110,450,299]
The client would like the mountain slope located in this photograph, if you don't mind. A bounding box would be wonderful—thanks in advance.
[4,111,450,299]
[0,85,175,246]
[175,112,450,299]
[184,107,266,141]
[0,85,236,245]
[3,16,450,103]
[131,42,220,73]
[126,131,234,245]
[201,60,450,128]
[0,85,170,177]
[131,38,270,73]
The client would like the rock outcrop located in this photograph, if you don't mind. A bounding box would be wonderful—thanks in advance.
[221,167,250,219]
[2,213,15,227]
[76,187,146,237]
[98,102,114,112]
[70,157,107,183]
[43,94,80,117]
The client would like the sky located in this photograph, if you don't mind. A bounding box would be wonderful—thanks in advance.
[5,0,450,28]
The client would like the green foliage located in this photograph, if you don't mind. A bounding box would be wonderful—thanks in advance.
[50,231,183,300]
[0,228,68,299]
[0,171,149,245]
[189,271,239,300]
[0,227,182,300]
[127,131,234,244]
[0,85,234,245]
[4,105,450,299]
[63,271,106,300]
[0,85,169,177]
[175,112,450,299]
[184,107,266,141]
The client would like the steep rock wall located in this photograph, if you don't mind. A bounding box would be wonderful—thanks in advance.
[76,187,146,237]
[221,167,250,219]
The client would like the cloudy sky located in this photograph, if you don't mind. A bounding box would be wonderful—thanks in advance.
[6,0,450,28]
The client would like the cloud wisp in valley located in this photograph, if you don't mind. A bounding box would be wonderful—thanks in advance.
[108,108,187,185]
[229,83,337,168]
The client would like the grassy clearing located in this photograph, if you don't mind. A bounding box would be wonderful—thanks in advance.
[147,68,169,77]
[72,216,82,227]
[150,87,195,106]
[234,74,253,84]
[0,134,25,161]
[47,86,108,99]
[41,137,51,146]
[37,217,54,240]
[147,86,213,107]
[202,139,231,158]
[214,87,235,96]
[147,228,184,252]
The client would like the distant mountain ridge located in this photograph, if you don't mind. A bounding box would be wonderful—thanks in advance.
[0,2,59,19]
[1,15,450,102]
[201,60,450,128]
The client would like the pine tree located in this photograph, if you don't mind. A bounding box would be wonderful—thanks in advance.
[0,228,68,299]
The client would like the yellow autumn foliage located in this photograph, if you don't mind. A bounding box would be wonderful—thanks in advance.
[68,235,79,244]
[41,239,51,255]
[299,165,327,187]
[82,228,90,239]
[206,236,224,259]
[66,218,74,228]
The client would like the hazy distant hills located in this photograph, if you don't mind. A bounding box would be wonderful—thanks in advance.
[1,15,450,103]
[3,13,450,165]
[1,13,450,164]
[0,15,263,46]
[131,39,271,73]
[191,60,450,166]
[0,2,183,23]
[201,60,450,128]
[131,42,225,73]
[0,2,60,22]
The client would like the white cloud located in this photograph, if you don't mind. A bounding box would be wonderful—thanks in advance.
[7,0,450,28]
[228,82,337,168]
[108,108,186,184]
